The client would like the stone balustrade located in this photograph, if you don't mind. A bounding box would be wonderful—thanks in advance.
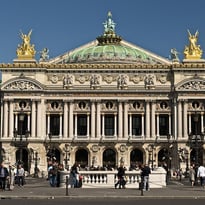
[60,167,166,188]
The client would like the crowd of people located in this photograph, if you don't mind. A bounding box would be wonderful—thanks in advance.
[0,161,25,191]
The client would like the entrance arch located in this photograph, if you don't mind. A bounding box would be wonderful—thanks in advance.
[103,148,116,169]
[190,148,203,166]
[158,148,170,169]
[130,148,143,169]
[16,149,29,171]
[75,148,88,168]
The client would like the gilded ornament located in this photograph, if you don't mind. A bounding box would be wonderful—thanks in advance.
[16,30,36,60]
[184,30,203,60]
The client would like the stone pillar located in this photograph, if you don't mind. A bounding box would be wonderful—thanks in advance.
[96,102,101,139]
[173,99,177,139]
[87,113,90,137]
[118,101,123,139]
[188,112,191,134]
[129,113,132,137]
[69,101,74,139]
[74,113,77,137]
[145,101,150,138]
[141,113,144,137]
[37,100,42,138]
[41,99,46,139]
[201,112,204,133]
[169,114,171,135]
[114,113,117,137]
[3,100,8,138]
[31,100,36,138]
[151,101,156,138]
[47,114,50,135]
[63,102,68,138]
[59,113,63,138]
[177,100,182,139]
[102,113,105,137]
[156,113,159,137]
[15,113,18,130]
[91,101,96,139]
[123,102,128,139]
[9,100,14,138]
[183,100,188,138]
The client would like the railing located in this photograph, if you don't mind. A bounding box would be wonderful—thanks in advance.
[60,167,166,188]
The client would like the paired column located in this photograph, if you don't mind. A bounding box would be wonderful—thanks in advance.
[145,101,150,138]
[96,101,101,139]
[31,100,36,138]
[151,101,156,138]
[123,102,128,139]
[183,100,188,138]
[3,100,8,138]
[63,102,68,138]
[69,101,74,139]
[177,100,182,139]
[9,100,14,138]
[118,102,123,139]
[91,101,96,138]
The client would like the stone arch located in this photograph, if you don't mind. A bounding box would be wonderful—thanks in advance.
[103,148,116,169]
[75,148,88,168]
[1,76,44,91]
[130,148,143,169]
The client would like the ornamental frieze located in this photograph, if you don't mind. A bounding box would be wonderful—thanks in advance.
[130,75,142,84]
[103,74,115,84]
[76,75,89,84]
[90,74,101,89]
[177,80,205,91]
[3,79,42,91]
[156,74,167,84]
[63,74,74,88]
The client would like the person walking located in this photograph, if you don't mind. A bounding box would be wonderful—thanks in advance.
[115,163,126,189]
[140,163,151,191]
[189,165,196,186]
[197,164,205,188]
[0,162,9,191]
[16,164,25,187]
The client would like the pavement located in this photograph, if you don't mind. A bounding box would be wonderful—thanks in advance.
[1,177,205,199]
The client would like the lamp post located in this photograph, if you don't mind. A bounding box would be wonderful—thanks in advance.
[33,151,40,178]
[13,111,29,166]
[45,133,55,162]
[64,144,71,170]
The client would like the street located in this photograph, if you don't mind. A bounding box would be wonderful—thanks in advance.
[0,198,205,205]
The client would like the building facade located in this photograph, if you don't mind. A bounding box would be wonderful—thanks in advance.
[0,13,205,175]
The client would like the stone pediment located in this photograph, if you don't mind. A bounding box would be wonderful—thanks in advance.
[1,78,43,91]
[176,78,205,91]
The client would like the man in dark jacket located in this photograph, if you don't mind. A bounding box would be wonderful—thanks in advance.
[0,162,9,191]
[115,163,126,189]
[140,164,151,191]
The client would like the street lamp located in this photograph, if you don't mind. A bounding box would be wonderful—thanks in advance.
[13,111,29,165]
[147,137,158,170]
[33,151,40,178]
[44,133,55,162]
[64,144,71,170]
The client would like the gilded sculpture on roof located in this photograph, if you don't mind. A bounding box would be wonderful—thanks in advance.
[184,30,203,60]
[16,29,36,59]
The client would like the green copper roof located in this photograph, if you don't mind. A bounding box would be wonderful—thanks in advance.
[49,12,171,65]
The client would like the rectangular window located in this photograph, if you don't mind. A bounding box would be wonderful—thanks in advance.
[77,115,87,136]
[132,114,141,135]
[50,114,60,136]
[159,114,169,135]
[105,115,114,136]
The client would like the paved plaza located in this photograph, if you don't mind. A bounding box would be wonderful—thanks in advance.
[1,177,205,199]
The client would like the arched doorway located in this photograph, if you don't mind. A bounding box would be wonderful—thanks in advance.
[190,148,203,166]
[158,148,170,170]
[16,149,29,171]
[75,149,88,168]
[103,148,116,169]
[130,148,143,170]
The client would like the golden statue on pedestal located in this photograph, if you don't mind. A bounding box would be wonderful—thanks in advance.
[184,30,203,60]
[16,29,36,60]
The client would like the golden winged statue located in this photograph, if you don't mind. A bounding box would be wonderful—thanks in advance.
[16,29,36,59]
[184,30,203,60]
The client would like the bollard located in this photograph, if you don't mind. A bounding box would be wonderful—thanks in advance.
[140,176,144,196]
[66,176,69,196]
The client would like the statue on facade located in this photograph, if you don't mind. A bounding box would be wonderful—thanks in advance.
[184,30,203,60]
[16,29,36,59]
[170,48,180,62]
[103,11,116,33]
[39,48,49,62]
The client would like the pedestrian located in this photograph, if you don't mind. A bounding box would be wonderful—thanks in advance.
[48,161,58,187]
[70,163,79,188]
[16,164,25,186]
[115,163,126,189]
[8,165,15,190]
[197,164,205,188]
[189,165,195,186]
[140,163,151,191]
[0,161,9,191]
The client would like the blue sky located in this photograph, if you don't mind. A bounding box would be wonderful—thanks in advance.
[0,0,205,63]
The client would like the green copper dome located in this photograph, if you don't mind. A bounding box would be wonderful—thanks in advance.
[64,12,158,64]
